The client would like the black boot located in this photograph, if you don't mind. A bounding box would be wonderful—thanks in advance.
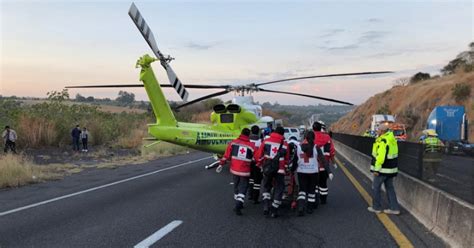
[306,202,314,214]
[297,200,305,216]
[253,190,260,204]
[263,200,270,216]
[321,196,327,205]
[248,189,254,200]
[234,202,243,216]
[271,207,279,218]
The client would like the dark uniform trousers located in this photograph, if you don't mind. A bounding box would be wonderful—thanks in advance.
[318,170,329,203]
[261,173,285,211]
[249,162,263,201]
[233,175,249,209]
[297,172,319,210]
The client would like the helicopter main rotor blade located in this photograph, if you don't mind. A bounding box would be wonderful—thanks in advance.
[66,84,162,88]
[175,90,230,110]
[258,88,354,105]
[255,71,393,87]
[66,84,228,89]
[128,3,189,101]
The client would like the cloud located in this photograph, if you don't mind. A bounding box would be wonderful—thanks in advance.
[319,43,359,51]
[358,31,388,44]
[366,44,450,59]
[318,29,345,38]
[367,51,404,58]
[291,84,301,91]
[318,30,388,52]
[367,18,383,23]
[186,41,219,50]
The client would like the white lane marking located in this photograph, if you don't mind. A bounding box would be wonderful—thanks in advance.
[0,157,212,217]
[134,220,183,248]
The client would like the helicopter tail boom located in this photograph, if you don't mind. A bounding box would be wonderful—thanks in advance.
[137,55,177,127]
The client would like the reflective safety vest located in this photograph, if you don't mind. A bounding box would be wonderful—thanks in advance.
[423,136,442,152]
[370,131,398,176]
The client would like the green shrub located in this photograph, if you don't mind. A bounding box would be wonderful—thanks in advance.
[2,90,150,149]
[376,103,391,114]
[410,72,431,84]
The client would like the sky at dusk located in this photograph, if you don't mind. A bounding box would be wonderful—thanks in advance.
[1,0,472,105]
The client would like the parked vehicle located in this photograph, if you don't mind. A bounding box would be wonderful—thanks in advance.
[390,123,407,141]
[284,127,301,141]
[426,106,473,156]
[371,114,395,132]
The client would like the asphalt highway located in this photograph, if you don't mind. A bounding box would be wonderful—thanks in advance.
[430,154,474,203]
[0,152,445,247]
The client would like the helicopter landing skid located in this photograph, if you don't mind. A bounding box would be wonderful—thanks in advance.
[205,161,220,169]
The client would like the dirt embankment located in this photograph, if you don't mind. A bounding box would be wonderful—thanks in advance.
[331,72,474,141]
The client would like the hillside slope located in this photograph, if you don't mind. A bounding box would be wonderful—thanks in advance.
[331,71,474,141]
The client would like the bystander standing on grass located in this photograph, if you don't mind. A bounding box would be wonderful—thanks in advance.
[2,125,17,154]
[71,125,81,152]
[81,127,89,152]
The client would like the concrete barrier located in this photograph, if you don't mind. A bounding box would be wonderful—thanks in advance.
[334,140,474,248]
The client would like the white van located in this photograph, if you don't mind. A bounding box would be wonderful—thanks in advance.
[284,127,301,141]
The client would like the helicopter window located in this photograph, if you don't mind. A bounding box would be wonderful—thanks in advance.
[284,128,289,133]
[220,114,234,123]
[291,128,298,132]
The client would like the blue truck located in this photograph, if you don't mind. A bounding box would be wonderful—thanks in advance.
[427,106,473,155]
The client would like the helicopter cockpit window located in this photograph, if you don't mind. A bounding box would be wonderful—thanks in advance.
[220,114,234,123]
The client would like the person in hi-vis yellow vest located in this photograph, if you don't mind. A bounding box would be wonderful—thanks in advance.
[367,124,400,215]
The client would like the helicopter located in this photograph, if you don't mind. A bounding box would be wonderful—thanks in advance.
[67,3,392,168]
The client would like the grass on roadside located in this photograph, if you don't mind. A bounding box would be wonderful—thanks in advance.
[96,141,191,169]
[0,154,82,189]
[0,141,192,188]
[141,141,190,159]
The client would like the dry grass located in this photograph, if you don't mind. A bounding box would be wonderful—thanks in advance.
[141,141,190,159]
[17,114,57,148]
[0,154,81,189]
[93,141,191,169]
[20,100,146,114]
[332,72,474,141]
[191,111,212,123]
[116,129,147,149]
[0,140,193,188]
[97,105,146,114]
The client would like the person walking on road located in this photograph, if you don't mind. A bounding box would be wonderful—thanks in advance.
[292,131,331,216]
[216,128,256,216]
[248,125,263,204]
[2,126,17,154]
[368,125,401,215]
[313,121,335,204]
[255,126,289,218]
[71,125,81,152]
[80,127,89,152]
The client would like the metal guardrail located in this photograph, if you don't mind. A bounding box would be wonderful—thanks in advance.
[332,133,424,178]
[332,132,473,204]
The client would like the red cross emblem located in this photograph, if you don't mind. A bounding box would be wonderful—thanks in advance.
[239,147,246,154]
[299,153,310,163]
[272,146,278,154]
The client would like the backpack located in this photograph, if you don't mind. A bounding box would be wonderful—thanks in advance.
[262,141,283,176]
[288,141,298,172]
